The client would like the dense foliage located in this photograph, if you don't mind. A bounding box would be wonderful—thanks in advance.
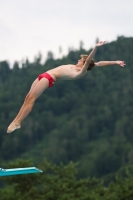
[1,159,133,200]
[0,36,133,182]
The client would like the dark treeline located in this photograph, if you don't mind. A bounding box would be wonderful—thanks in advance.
[0,36,133,183]
[1,159,133,200]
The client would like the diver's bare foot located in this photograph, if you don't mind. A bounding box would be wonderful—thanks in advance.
[7,122,21,133]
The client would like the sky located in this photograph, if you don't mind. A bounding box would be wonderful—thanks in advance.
[0,0,133,66]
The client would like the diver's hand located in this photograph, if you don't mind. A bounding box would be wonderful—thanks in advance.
[96,41,106,47]
[116,60,126,67]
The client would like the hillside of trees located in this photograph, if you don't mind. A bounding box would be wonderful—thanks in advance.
[0,36,133,182]
[1,159,133,200]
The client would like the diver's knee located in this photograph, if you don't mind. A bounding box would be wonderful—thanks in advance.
[25,93,36,104]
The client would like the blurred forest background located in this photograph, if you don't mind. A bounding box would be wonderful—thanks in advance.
[0,36,133,199]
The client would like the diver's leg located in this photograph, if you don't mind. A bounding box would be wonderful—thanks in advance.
[7,78,49,133]
[12,78,39,123]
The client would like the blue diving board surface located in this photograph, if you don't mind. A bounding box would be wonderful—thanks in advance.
[0,167,43,176]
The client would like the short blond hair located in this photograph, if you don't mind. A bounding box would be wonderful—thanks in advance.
[80,54,95,70]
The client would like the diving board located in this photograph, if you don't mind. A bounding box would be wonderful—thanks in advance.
[0,167,43,176]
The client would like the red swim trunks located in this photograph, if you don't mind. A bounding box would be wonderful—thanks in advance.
[38,72,55,88]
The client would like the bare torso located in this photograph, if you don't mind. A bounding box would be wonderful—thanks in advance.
[47,64,87,81]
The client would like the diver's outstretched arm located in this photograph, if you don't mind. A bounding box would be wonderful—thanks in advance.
[82,41,106,71]
[95,60,126,67]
